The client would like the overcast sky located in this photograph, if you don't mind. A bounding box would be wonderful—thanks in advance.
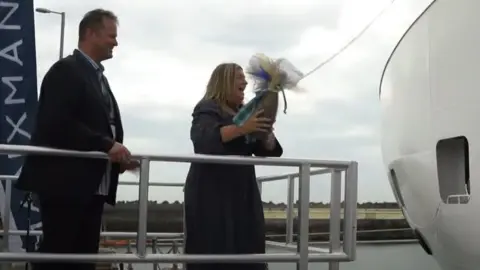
[32,0,432,203]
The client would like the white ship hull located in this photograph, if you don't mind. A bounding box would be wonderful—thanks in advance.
[380,0,480,269]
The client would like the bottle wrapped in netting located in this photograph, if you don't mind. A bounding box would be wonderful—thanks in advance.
[233,53,304,143]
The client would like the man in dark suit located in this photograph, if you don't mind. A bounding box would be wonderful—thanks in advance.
[15,9,138,270]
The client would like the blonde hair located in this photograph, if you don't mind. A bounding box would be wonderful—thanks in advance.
[203,63,242,110]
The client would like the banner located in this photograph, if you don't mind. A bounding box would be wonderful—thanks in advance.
[0,0,42,252]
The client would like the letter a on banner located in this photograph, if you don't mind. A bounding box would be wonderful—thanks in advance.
[0,0,42,252]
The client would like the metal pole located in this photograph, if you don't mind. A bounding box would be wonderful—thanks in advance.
[137,159,150,257]
[342,162,358,260]
[182,199,186,270]
[0,180,12,270]
[2,179,12,252]
[329,170,342,270]
[126,241,133,270]
[35,8,65,59]
[296,164,310,270]
[151,239,158,270]
[286,176,295,244]
[59,12,65,59]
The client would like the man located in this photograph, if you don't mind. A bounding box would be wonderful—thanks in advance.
[15,9,138,270]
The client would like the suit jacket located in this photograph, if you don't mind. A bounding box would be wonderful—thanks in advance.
[15,50,124,205]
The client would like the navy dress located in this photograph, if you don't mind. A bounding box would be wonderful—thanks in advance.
[184,99,283,270]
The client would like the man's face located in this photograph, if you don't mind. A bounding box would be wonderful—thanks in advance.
[88,18,118,61]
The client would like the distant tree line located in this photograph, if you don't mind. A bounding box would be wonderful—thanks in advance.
[115,200,400,209]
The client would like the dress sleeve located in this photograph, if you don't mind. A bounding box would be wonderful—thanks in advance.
[253,136,283,157]
[190,99,228,155]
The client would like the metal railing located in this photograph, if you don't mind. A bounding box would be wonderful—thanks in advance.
[0,144,358,270]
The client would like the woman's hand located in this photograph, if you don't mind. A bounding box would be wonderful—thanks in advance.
[220,109,272,143]
[240,109,272,134]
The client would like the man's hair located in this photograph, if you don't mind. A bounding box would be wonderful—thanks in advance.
[78,9,118,41]
[203,63,242,109]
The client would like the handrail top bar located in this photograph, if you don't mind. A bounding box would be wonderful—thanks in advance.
[0,253,302,263]
[0,252,352,263]
[0,144,353,168]
[0,168,331,184]
[257,168,332,183]
[0,175,17,180]
[0,230,183,238]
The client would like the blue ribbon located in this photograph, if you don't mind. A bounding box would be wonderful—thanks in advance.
[232,89,269,144]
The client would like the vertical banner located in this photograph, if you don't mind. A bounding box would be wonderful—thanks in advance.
[0,0,42,252]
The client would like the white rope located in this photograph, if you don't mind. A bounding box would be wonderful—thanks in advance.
[300,0,397,81]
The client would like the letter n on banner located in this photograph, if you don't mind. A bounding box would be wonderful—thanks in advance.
[0,0,42,252]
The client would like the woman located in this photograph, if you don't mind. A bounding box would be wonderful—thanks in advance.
[184,63,283,270]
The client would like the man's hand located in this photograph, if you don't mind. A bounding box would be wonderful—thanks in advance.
[120,160,140,174]
[108,142,131,163]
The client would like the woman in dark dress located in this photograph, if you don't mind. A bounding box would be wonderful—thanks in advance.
[184,63,283,270]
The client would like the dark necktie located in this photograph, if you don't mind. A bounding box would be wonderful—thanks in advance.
[98,72,112,108]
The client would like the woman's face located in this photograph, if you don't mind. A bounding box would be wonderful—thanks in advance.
[229,68,248,106]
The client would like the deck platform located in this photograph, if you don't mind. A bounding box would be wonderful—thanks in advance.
[1,248,120,270]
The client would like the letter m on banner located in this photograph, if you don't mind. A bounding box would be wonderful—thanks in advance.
[0,0,42,252]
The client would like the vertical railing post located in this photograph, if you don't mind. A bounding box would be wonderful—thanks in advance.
[126,241,134,270]
[182,202,186,245]
[343,162,358,260]
[2,179,12,252]
[137,158,150,257]
[329,169,342,270]
[182,201,186,270]
[286,175,295,244]
[297,164,310,270]
[151,238,158,270]
[0,179,12,270]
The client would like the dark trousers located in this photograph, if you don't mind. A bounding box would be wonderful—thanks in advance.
[32,195,105,270]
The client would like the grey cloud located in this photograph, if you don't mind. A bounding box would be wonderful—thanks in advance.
[299,45,393,89]
[279,92,380,134]
[108,1,346,54]
[197,5,344,53]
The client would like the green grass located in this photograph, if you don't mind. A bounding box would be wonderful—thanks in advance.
[263,208,404,220]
